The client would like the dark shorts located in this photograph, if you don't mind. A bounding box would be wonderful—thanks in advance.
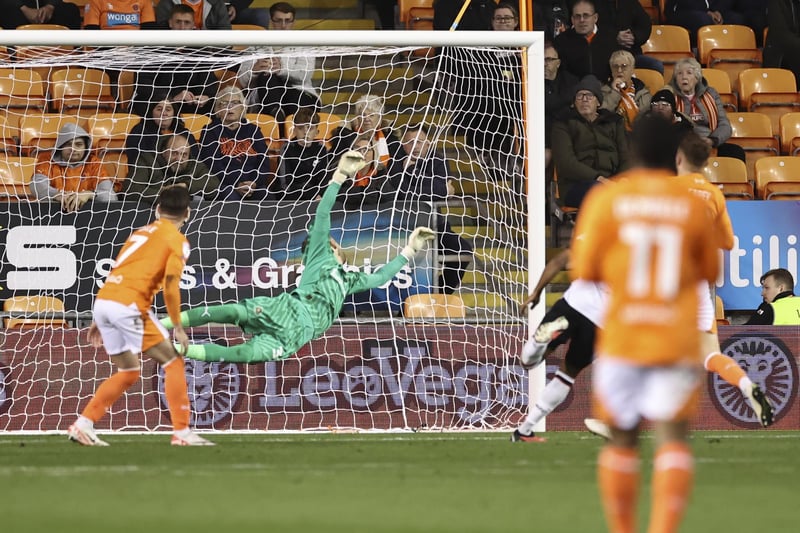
[541,297,597,371]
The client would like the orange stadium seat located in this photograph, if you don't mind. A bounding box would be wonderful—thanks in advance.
[549,168,578,247]
[116,70,136,111]
[641,25,694,81]
[12,24,73,63]
[285,112,343,144]
[87,113,139,152]
[0,156,37,200]
[3,296,68,329]
[18,114,78,157]
[399,0,434,24]
[246,113,281,153]
[403,293,465,319]
[779,112,800,155]
[702,156,753,200]
[716,295,729,326]
[702,67,737,111]
[638,0,659,24]
[726,112,780,181]
[0,115,19,155]
[407,8,435,57]
[0,68,47,112]
[49,68,115,115]
[755,156,800,200]
[633,68,664,95]
[180,113,211,140]
[737,68,800,133]
[697,25,761,85]
[232,24,267,30]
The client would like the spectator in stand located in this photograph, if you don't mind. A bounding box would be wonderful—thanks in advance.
[594,0,662,73]
[434,0,497,30]
[30,123,117,212]
[275,108,332,202]
[155,0,231,29]
[533,0,569,39]
[601,50,652,132]
[746,268,800,325]
[84,0,157,29]
[330,95,402,171]
[545,41,578,167]
[664,1,745,46]
[668,57,746,162]
[554,0,620,82]
[236,2,320,125]
[390,123,474,295]
[339,135,396,210]
[552,75,629,208]
[228,0,270,28]
[491,2,519,30]
[126,95,199,169]
[764,0,800,86]
[648,86,696,137]
[127,132,220,204]
[199,86,271,201]
[131,5,220,117]
[1,0,81,29]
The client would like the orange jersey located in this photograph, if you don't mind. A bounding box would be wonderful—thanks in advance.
[34,154,111,193]
[571,168,719,366]
[84,0,156,29]
[97,219,189,318]
[675,172,734,251]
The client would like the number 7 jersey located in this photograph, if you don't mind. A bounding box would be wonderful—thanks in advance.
[97,219,190,315]
[570,169,719,366]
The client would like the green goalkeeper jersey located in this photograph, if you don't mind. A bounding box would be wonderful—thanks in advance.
[246,181,408,340]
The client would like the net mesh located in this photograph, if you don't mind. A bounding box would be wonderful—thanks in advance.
[0,40,533,432]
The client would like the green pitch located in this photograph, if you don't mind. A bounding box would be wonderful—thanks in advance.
[0,431,796,533]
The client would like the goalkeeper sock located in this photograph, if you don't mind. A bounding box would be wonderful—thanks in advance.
[161,305,246,329]
[81,368,140,422]
[647,442,693,533]
[704,352,751,394]
[163,357,190,431]
[598,445,640,533]
[518,371,573,434]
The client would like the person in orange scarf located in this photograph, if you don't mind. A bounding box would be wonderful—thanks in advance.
[30,123,117,213]
[601,50,652,132]
[330,94,402,174]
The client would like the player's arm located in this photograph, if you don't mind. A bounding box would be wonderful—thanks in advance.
[347,227,436,294]
[521,249,571,312]
[163,253,188,354]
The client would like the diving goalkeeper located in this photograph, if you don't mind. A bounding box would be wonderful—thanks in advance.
[161,150,436,363]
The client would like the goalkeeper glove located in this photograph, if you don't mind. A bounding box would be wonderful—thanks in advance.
[332,150,367,184]
[401,226,436,260]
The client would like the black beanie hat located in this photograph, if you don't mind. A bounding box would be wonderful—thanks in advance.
[573,75,603,105]
[651,88,677,114]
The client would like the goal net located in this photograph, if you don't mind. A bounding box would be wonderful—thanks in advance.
[0,30,545,433]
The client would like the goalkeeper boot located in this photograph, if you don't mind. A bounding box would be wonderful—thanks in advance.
[744,384,774,427]
[510,429,546,443]
[171,429,215,446]
[584,418,613,440]
[68,423,110,447]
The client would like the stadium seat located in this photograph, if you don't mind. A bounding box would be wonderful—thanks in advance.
[407,7,435,57]
[638,0,659,24]
[403,293,465,319]
[399,0,434,24]
[697,25,761,85]
[3,295,68,329]
[0,68,47,112]
[0,155,37,200]
[641,25,694,81]
[0,115,18,155]
[101,151,128,192]
[716,295,730,326]
[246,113,281,153]
[549,168,578,247]
[702,68,737,111]
[0,47,8,62]
[87,113,139,152]
[285,112,343,144]
[19,114,76,157]
[180,113,211,140]
[633,68,664,95]
[15,24,70,30]
[702,156,753,199]
[726,112,780,181]
[12,24,73,62]
[116,70,136,111]
[754,156,800,200]
[779,112,800,155]
[49,68,115,115]
[737,68,800,133]
[232,24,267,30]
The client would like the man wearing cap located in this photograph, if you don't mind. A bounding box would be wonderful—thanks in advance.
[551,74,629,208]
[649,87,694,136]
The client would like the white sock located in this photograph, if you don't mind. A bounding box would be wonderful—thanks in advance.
[738,375,753,395]
[75,415,94,430]
[518,371,574,434]
[175,428,193,438]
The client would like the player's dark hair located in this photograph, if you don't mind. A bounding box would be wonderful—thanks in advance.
[169,3,195,17]
[678,130,711,169]
[270,2,295,17]
[629,111,680,172]
[157,184,191,217]
[760,268,795,291]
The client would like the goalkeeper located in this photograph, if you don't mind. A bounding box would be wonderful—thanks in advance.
[161,151,435,363]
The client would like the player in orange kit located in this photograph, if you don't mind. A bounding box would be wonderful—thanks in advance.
[572,112,719,533]
[68,184,213,446]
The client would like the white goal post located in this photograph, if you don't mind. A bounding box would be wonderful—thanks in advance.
[0,29,547,433]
